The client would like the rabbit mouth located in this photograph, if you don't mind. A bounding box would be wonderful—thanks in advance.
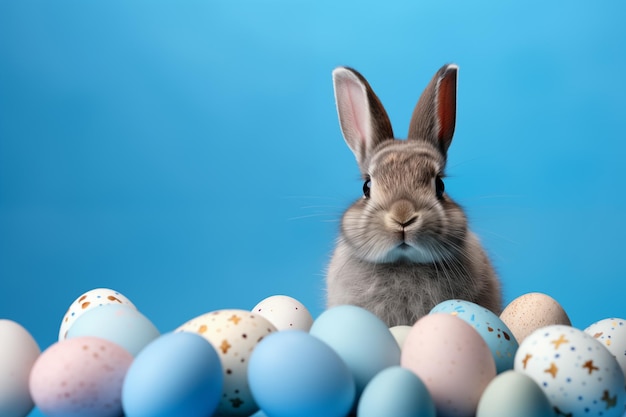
[386,241,437,263]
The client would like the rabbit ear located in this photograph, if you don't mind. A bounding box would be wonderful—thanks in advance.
[332,67,394,171]
[407,64,458,155]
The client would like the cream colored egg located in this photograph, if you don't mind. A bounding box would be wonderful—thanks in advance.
[389,325,412,349]
[177,309,277,417]
[500,292,570,344]
[251,295,313,331]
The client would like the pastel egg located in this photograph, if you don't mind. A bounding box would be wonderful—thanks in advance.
[66,304,160,356]
[0,320,41,417]
[430,299,519,373]
[248,330,355,417]
[389,325,412,349]
[357,366,436,417]
[476,370,553,417]
[584,318,626,378]
[514,325,626,417]
[251,295,314,331]
[29,336,133,417]
[122,332,223,417]
[309,305,401,398]
[500,292,570,344]
[401,313,496,417]
[59,288,135,341]
[176,309,277,417]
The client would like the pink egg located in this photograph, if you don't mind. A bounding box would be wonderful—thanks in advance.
[401,313,496,417]
[29,336,133,417]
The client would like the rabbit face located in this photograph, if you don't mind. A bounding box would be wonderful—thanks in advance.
[341,140,467,265]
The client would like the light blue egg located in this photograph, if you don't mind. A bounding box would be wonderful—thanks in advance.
[122,332,223,417]
[430,299,518,373]
[66,304,159,356]
[358,366,435,417]
[309,305,401,397]
[248,330,355,417]
[476,370,553,417]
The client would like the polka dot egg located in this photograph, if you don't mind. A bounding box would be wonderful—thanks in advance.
[176,309,277,417]
[514,325,626,417]
[584,318,626,379]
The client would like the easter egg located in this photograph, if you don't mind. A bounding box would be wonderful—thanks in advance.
[500,292,570,344]
[0,320,40,417]
[309,305,401,397]
[430,299,518,373]
[248,330,355,417]
[389,325,412,349]
[401,313,496,417]
[177,309,277,417]
[59,288,136,341]
[514,325,626,417]
[251,295,314,331]
[66,303,159,356]
[584,318,626,378]
[357,366,436,417]
[29,336,133,417]
[476,370,553,417]
[122,332,223,417]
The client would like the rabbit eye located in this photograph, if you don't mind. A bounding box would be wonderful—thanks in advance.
[435,176,445,199]
[363,178,372,198]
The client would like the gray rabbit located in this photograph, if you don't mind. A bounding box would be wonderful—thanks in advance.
[326,64,502,327]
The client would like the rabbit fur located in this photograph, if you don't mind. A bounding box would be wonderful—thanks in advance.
[326,64,502,327]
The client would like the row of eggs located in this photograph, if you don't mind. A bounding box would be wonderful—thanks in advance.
[1,289,625,417]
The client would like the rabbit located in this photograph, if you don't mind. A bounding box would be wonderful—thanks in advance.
[326,64,502,327]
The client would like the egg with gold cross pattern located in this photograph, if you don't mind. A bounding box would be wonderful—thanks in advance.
[176,309,277,417]
[514,324,626,417]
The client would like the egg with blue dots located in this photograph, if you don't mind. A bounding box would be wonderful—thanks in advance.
[514,324,626,417]
[430,299,519,373]
[584,317,626,378]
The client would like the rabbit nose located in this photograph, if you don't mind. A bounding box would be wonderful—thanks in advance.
[385,200,419,229]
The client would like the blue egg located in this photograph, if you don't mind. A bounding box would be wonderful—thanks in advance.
[248,330,355,417]
[309,305,401,396]
[66,304,159,356]
[358,366,436,417]
[122,332,223,417]
[430,299,518,373]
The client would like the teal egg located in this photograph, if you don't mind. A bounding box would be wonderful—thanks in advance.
[358,366,436,417]
[430,299,518,373]
[66,304,159,356]
[122,332,223,417]
[248,330,355,417]
[309,305,401,397]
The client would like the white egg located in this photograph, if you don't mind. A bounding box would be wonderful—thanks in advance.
[584,318,626,379]
[0,320,41,417]
[59,288,136,341]
[389,325,411,349]
[177,309,277,417]
[251,295,313,332]
[515,325,626,417]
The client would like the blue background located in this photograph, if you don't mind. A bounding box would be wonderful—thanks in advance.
[1,2,625,411]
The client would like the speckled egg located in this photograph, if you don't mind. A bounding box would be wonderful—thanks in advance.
[500,293,570,344]
[176,309,277,417]
[59,288,136,341]
[430,299,519,374]
[29,336,133,417]
[251,295,313,331]
[514,325,626,417]
[401,313,496,417]
[0,320,40,417]
[584,318,626,378]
